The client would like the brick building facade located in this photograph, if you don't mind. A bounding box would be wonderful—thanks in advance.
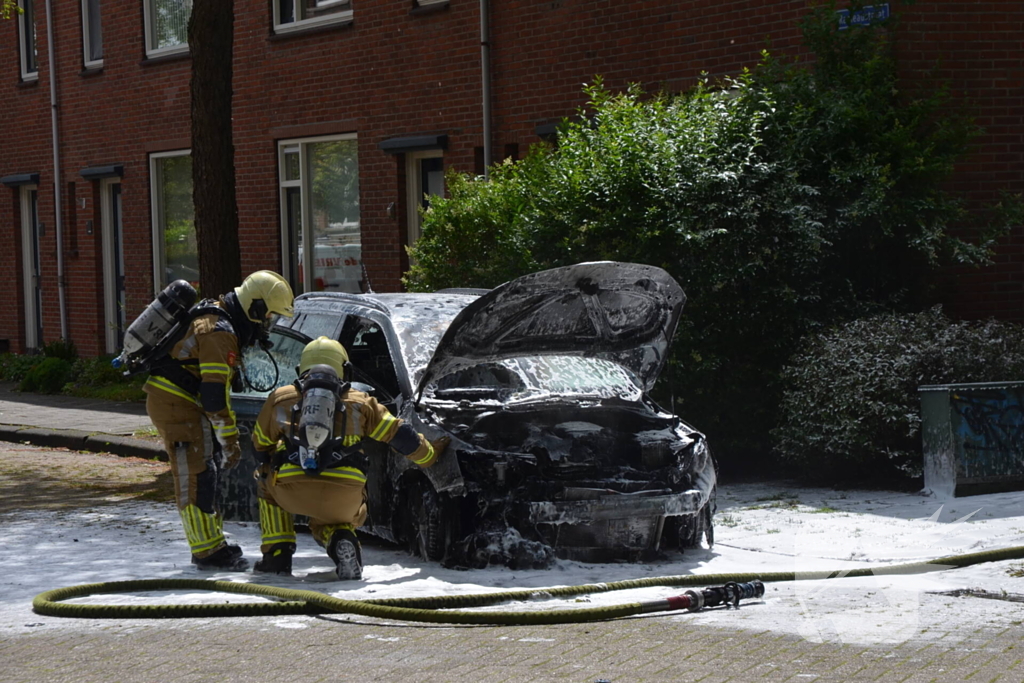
[1,0,1021,357]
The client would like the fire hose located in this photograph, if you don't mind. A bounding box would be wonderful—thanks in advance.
[32,543,1024,625]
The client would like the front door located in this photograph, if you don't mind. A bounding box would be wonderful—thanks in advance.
[101,179,125,353]
[20,186,42,350]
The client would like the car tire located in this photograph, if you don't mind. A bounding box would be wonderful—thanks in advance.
[669,500,714,551]
[408,483,447,562]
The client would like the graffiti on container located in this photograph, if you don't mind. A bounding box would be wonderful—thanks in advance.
[951,389,1024,478]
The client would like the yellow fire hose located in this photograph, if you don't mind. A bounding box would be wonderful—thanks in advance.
[32,544,1024,625]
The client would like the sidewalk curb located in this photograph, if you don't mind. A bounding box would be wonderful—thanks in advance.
[0,424,167,461]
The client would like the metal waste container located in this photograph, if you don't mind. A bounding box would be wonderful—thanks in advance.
[919,381,1024,498]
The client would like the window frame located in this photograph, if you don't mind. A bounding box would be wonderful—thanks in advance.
[149,149,194,292]
[81,0,103,68]
[277,133,361,294]
[143,0,192,59]
[405,149,444,246]
[18,0,37,82]
[272,0,353,35]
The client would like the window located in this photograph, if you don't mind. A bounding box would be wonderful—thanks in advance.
[150,151,197,289]
[405,150,444,245]
[82,0,103,67]
[278,135,361,294]
[144,0,191,58]
[18,0,37,81]
[273,0,352,34]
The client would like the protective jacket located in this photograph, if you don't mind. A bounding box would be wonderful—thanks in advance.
[251,383,437,552]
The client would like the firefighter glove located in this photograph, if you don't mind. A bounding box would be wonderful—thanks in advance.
[429,436,451,460]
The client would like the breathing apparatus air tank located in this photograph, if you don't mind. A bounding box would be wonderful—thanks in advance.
[295,364,343,473]
[112,280,197,374]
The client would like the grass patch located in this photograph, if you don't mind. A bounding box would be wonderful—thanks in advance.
[756,492,799,502]
[717,513,740,528]
[1007,563,1024,578]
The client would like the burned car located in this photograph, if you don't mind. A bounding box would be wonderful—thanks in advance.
[233,262,716,568]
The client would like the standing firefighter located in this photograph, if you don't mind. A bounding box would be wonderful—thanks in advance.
[251,337,448,580]
[144,270,294,571]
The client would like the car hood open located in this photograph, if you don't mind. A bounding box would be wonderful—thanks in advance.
[417,261,685,396]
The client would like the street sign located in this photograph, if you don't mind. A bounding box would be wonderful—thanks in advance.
[837,3,890,30]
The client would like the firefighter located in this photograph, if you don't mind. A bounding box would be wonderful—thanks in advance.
[145,270,295,571]
[251,336,448,580]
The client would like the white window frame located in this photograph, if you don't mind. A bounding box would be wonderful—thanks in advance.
[149,149,193,292]
[101,178,123,353]
[143,0,192,59]
[405,149,444,246]
[277,133,359,293]
[272,0,353,35]
[81,0,103,68]
[18,0,38,82]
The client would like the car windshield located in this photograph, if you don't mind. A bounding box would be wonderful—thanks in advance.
[427,355,643,403]
[386,297,476,387]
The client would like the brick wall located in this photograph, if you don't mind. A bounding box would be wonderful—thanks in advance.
[0,0,1020,357]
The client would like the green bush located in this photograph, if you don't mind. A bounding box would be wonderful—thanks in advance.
[19,357,74,395]
[42,338,78,362]
[0,353,40,382]
[773,307,1024,485]
[62,356,146,402]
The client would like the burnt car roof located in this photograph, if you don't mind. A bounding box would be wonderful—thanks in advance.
[290,291,482,387]
[417,261,685,394]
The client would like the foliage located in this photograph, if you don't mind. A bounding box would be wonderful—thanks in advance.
[1,0,21,20]
[774,307,1024,484]
[404,2,1023,472]
[42,338,78,363]
[0,353,39,383]
[0,352,145,401]
[19,357,73,395]
[62,356,147,402]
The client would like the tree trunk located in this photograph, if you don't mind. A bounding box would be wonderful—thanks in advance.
[188,0,241,299]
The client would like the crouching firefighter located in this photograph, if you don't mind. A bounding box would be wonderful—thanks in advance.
[143,270,295,571]
[251,337,448,580]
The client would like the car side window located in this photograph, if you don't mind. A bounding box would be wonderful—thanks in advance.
[340,316,401,403]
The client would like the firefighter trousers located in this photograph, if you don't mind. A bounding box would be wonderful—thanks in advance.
[147,391,227,559]
[256,462,368,552]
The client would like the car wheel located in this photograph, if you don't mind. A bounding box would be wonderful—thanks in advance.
[408,483,447,562]
[670,501,714,551]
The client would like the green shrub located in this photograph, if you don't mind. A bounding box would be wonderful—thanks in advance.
[62,356,146,402]
[42,338,78,362]
[773,307,1024,485]
[0,353,40,382]
[19,357,74,395]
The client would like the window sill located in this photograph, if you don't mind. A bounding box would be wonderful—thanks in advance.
[80,66,104,78]
[410,1,449,16]
[269,18,354,42]
[140,50,191,67]
[16,77,39,89]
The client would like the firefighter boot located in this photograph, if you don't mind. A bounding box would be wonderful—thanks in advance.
[192,543,249,571]
[328,528,363,581]
[254,542,296,576]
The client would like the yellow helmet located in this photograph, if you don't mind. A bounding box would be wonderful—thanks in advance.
[299,336,349,376]
[235,270,294,322]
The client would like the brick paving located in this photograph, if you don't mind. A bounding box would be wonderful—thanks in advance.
[3,611,1023,682]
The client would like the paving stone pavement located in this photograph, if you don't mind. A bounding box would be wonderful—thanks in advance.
[3,609,1023,682]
